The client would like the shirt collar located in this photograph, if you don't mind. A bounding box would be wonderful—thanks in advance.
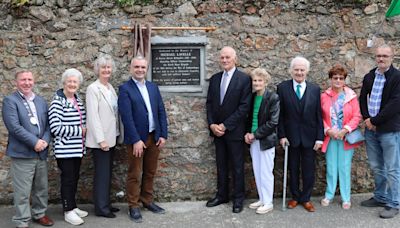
[375,67,389,76]
[224,67,236,77]
[18,91,35,101]
[292,79,306,88]
[132,77,146,86]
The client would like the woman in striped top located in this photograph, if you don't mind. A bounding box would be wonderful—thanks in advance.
[48,68,88,226]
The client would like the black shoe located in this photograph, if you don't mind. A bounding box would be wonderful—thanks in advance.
[233,202,243,213]
[110,207,120,213]
[380,207,399,219]
[144,203,166,214]
[128,208,142,223]
[206,197,228,207]
[360,197,386,207]
[96,212,116,218]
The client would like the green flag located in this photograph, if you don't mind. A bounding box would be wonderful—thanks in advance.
[386,0,400,18]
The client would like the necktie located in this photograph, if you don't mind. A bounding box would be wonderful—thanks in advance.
[220,72,229,104]
[296,84,301,99]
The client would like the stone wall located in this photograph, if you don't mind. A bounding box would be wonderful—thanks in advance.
[0,0,399,204]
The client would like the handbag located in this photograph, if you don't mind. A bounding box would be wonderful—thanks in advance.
[329,95,364,144]
[345,128,365,144]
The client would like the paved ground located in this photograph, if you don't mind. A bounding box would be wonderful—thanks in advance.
[1,193,399,228]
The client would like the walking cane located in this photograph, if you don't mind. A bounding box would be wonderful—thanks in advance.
[282,143,289,211]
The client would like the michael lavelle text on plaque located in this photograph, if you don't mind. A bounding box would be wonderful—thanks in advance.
[150,36,207,93]
[151,48,201,86]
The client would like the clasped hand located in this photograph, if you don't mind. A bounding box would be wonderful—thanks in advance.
[327,128,348,140]
[34,139,48,152]
[210,123,226,137]
[244,133,255,144]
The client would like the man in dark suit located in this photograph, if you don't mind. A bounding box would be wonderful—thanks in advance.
[2,71,54,228]
[205,46,252,213]
[277,56,324,212]
[118,56,168,223]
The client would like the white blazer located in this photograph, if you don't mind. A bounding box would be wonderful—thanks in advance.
[85,79,120,148]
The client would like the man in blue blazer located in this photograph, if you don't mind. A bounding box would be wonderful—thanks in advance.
[277,56,324,212]
[206,46,252,213]
[118,56,168,223]
[2,71,53,228]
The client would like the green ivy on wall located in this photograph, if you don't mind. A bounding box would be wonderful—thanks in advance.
[11,0,30,7]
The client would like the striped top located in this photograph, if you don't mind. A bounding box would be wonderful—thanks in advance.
[48,89,86,158]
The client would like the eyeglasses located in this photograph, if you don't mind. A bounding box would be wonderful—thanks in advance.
[331,77,345,81]
[375,55,392,59]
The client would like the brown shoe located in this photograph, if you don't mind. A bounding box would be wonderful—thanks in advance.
[302,201,316,212]
[287,200,298,209]
[33,215,54,226]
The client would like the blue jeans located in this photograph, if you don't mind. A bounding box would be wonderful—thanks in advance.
[365,129,400,208]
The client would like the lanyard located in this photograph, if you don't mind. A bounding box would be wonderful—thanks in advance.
[70,97,85,152]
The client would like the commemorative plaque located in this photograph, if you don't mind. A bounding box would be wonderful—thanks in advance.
[151,48,201,86]
[150,36,207,93]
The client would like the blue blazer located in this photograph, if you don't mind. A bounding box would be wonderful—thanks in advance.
[118,79,168,145]
[2,92,51,160]
[277,80,324,148]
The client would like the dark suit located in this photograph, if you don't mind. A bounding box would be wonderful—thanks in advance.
[118,79,168,208]
[206,69,252,203]
[277,80,323,202]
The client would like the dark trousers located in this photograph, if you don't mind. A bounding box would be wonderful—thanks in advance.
[92,147,114,215]
[56,157,82,211]
[126,133,160,208]
[214,137,245,204]
[288,145,316,203]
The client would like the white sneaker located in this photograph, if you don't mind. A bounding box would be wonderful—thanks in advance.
[256,204,273,214]
[65,210,84,225]
[73,208,88,218]
[249,201,263,209]
[321,198,330,207]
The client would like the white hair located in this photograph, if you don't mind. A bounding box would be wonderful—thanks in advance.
[61,68,83,85]
[220,46,237,58]
[93,54,116,76]
[250,68,271,85]
[289,56,310,72]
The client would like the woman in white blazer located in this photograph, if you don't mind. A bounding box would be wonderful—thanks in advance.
[86,54,120,218]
